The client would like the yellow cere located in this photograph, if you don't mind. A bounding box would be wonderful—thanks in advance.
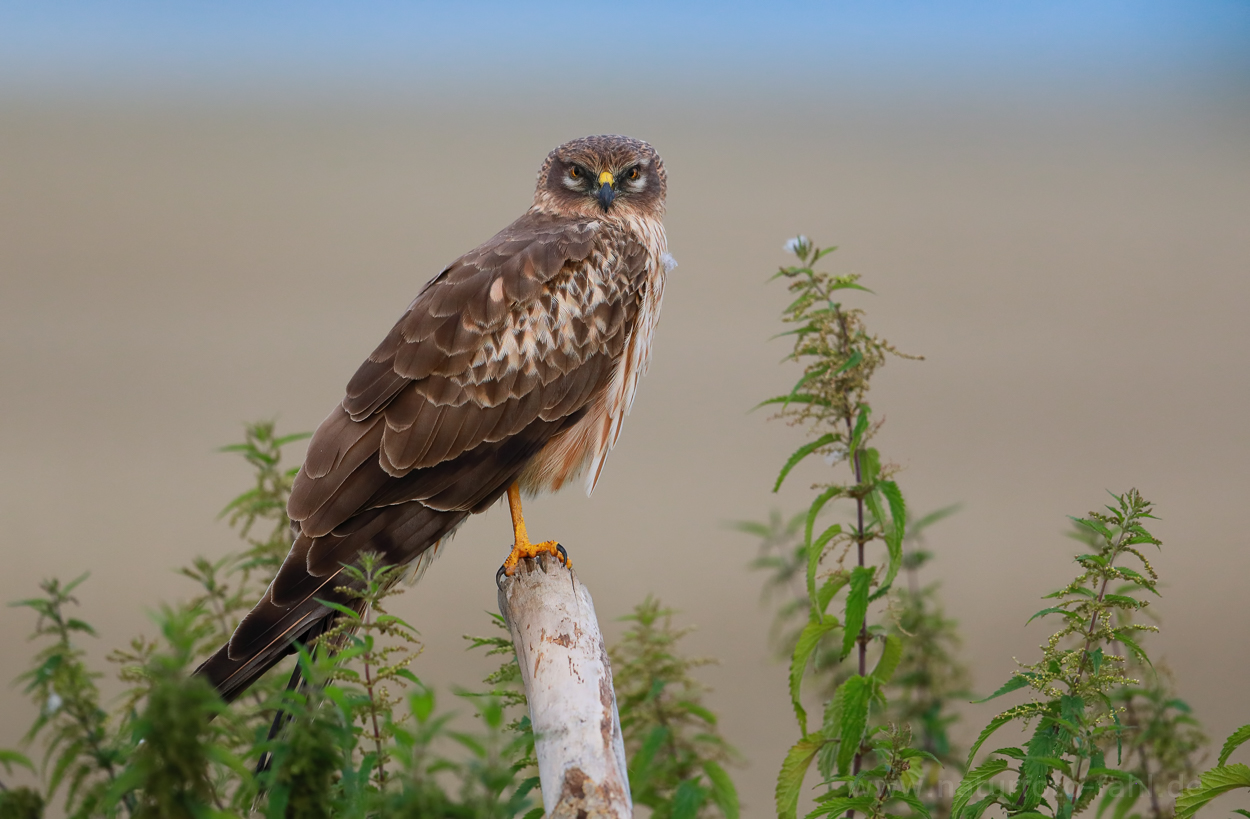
[598,171,614,186]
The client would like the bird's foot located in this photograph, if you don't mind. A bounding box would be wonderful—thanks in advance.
[500,539,569,578]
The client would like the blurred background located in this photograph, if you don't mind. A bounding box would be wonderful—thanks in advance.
[2,1,1248,813]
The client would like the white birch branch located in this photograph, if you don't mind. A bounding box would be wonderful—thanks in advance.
[497,552,632,819]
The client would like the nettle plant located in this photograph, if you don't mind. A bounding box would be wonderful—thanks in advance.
[756,236,1243,819]
[0,422,738,819]
[760,237,931,819]
[954,491,1250,819]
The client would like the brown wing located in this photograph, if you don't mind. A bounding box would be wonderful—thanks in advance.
[196,211,643,701]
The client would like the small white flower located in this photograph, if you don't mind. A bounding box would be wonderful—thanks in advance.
[824,446,847,466]
[783,235,810,256]
[45,691,62,714]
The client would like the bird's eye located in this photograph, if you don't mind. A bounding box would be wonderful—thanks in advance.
[628,168,640,180]
[568,166,580,178]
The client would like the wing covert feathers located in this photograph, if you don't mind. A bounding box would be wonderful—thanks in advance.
[197,206,667,704]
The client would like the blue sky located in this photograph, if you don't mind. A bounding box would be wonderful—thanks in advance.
[1,1,1246,98]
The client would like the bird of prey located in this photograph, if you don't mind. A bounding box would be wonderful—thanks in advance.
[196,134,673,703]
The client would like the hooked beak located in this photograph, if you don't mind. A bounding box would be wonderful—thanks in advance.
[597,171,615,212]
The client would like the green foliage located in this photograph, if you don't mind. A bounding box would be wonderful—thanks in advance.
[8,573,125,817]
[611,597,739,819]
[757,236,930,819]
[3,420,739,818]
[0,787,44,819]
[1172,724,1250,819]
[954,490,1198,819]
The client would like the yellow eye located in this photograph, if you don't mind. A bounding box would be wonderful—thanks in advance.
[569,166,580,178]
[628,168,640,180]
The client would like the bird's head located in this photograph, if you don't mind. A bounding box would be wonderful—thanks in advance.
[534,135,666,220]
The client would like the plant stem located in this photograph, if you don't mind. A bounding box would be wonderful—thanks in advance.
[1066,528,1127,805]
[362,606,387,787]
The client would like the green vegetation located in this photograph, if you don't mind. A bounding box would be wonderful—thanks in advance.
[0,235,1237,819]
[0,424,736,819]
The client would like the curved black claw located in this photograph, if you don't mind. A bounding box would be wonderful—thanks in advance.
[495,563,508,587]
[555,543,568,565]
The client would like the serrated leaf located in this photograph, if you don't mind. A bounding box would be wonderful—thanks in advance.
[1027,606,1073,625]
[838,676,871,775]
[1114,632,1153,668]
[842,566,872,659]
[893,790,933,819]
[879,479,907,587]
[0,749,34,774]
[790,620,839,733]
[313,598,363,621]
[872,634,904,683]
[850,406,871,454]
[672,779,708,819]
[1175,764,1250,819]
[776,433,840,492]
[703,759,740,819]
[952,758,1010,819]
[1086,768,1142,783]
[754,394,832,411]
[805,486,844,555]
[972,673,1036,703]
[777,736,824,819]
[1071,516,1114,541]
[809,796,875,818]
[1219,725,1250,766]
[966,711,1018,768]
[816,572,850,616]
[809,524,843,615]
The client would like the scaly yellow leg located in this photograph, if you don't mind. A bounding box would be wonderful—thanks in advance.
[501,482,568,576]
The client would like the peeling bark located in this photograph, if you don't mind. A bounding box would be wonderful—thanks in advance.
[497,553,632,819]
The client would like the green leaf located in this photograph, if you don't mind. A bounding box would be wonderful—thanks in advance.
[1114,632,1153,668]
[893,790,933,819]
[1027,606,1074,625]
[872,634,904,683]
[1175,764,1250,819]
[805,485,844,555]
[809,524,843,615]
[972,673,1036,703]
[776,736,824,819]
[0,749,34,775]
[1086,768,1142,783]
[859,446,882,485]
[754,394,831,411]
[842,566,872,659]
[790,620,839,734]
[775,433,840,492]
[966,711,1018,768]
[702,760,740,819]
[952,758,1010,819]
[837,676,871,775]
[1071,516,1114,541]
[630,725,669,793]
[816,572,850,616]
[312,598,363,621]
[809,796,875,818]
[850,406,871,455]
[878,479,907,587]
[1219,725,1250,766]
[672,779,709,819]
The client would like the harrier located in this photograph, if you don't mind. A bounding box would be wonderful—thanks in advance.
[197,134,673,702]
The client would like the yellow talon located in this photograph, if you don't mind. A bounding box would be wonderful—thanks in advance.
[502,482,569,576]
